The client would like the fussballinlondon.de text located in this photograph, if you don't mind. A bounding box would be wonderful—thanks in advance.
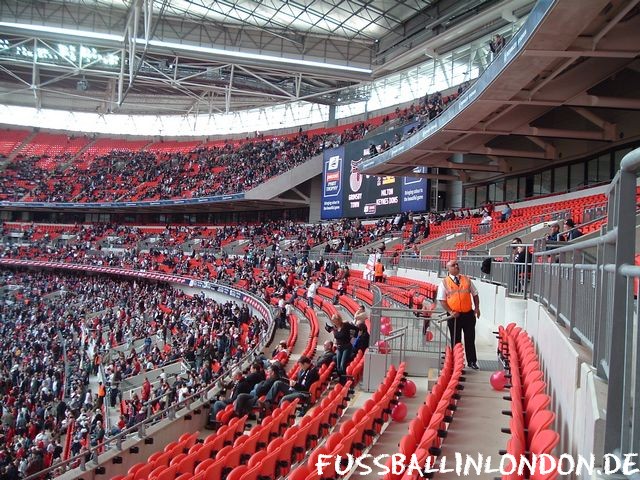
[315,453,640,477]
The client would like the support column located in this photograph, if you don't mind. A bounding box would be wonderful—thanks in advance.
[308,175,323,223]
[326,105,337,128]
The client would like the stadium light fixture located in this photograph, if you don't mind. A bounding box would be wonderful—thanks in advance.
[0,21,372,75]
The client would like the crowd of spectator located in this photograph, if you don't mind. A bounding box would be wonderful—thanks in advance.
[0,76,481,206]
[0,123,372,204]
[0,268,269,479]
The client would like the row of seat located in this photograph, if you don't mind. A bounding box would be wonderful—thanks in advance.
[288,363,407,480]
[117,431,201,480]
[224,381,354,480]
[384,344,465,480]
[308,363,406,479]
[286,312,299,352]
[289,299,320,379]
[128,400,297,480]
[497,323,560,480]
[191,400,299,480]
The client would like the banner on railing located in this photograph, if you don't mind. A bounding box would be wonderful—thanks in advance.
[0,193,245,209]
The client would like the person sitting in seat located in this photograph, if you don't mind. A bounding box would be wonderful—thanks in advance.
[208,368,252,423]
[272,340,290,365]
[547,223,561,241]
[352,323,370,356]
[500,204,512,222]
[562,219,583,241]
[262,356,319,409]
[315,341,336,369]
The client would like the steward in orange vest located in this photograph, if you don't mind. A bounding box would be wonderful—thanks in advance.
[374,260,385,282]
[437,260,480,369]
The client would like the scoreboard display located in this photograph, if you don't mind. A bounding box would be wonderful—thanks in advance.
[321,127,428,219]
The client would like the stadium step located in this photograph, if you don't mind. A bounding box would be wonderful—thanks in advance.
[433,371,507,480]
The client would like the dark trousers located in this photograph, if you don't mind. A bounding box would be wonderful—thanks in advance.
[265,380,310,406]
[447,311,477,364]
[336,345,353,375]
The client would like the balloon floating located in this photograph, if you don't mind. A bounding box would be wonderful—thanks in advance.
[490,370,507,391]
[376,340,391,354]
[381,316,391,325]
[391,401,408,421]
[425,331,434,342]
[403,380,417,398]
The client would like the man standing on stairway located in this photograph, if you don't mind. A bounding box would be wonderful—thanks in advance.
[437,259,480,370]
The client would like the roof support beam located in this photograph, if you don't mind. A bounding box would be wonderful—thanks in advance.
[528,57,576,99]
[479,96,640,110]
[593,0,640,48]
[487,155,509,172]
[445,126,615,140]
[442,162,506,172]
[413,173,461,181]
[570,107,617,139]
[525,135,556,158]
[290,187,309,202]
[430,147,553,160]
[567,94,640,110]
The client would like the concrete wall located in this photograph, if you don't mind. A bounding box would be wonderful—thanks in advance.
[445,179,464,210]
[525,299,606,467]
[309,175,323,223]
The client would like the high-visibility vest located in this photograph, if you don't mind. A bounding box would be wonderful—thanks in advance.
[374,262,384,276]
[443,275,473,313]
[98,384,106,398]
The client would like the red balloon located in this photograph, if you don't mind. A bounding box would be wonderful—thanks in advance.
[380,323,392,335]
[381,316,391,325]
[490,370,507,391]
[376,340,391,354]
[403,380,417,398]
[425,331,434,342]
[391,401,408,421]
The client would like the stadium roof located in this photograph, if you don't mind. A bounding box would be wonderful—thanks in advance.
[0,0,533,115]
[360,0,640,184]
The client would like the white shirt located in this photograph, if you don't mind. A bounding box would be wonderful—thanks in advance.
[307,282,318,299]
[436,275,478,301]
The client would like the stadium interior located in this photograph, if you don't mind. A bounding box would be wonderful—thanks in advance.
[0,1,639,480]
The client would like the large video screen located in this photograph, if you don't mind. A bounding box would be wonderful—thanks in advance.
[321,127,428,220]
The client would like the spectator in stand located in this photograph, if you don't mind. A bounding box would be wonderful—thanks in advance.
[547,223,561,241]
[480,211,493,225]
[562,219,583,241]
[353,304,368,326]
[490,34,505,55]
[500,204,513,223]
[326,313,359,380]
[512,237,532,293]
[271,341,290,365]
[374,259,385,283]
[209,368,252,422]
[262,356,319,410]
[352,323,370,356]
[484,201,495,215]
[306,279,318,309]
[315,341,336,369]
